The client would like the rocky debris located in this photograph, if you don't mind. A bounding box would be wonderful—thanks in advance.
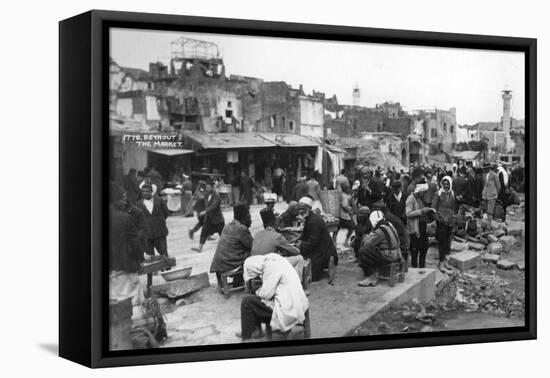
[378,321,390,331]
[451,241,469,252]
[453,236,468,243]
[478,237,489,246]
[449,250,481,271]
[490,220,508,232]
[498,235,517,253]
[416,312,436,323]
[420,325,434,332]
[482,254,500,264]
[487,234,499,243]
[494,229,506,238]
[452,270,525,319]
[468,242,486,251]
[506,221,524,237]
[517,261,526,271]
[506,204,525,222]
[496,259,517,270]
[435,270,451,294]
[487,242,504,255]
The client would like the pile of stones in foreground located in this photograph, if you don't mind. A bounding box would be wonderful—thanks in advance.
[447,204,525,272]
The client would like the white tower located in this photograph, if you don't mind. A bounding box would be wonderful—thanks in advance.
[501,90,512,135]
[352,83,360,107]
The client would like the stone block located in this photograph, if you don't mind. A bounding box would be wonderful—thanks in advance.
[496,259,517,270]
[151,272,210,299]
[449,250,481,271]
[487,242,503,255]
[499,235,517,253]
[490,220,507,231]
[482,253,500,264]
[487,234,499,243]
[478,237,489,246]
[468,242,486,251]
[494,229,506,238]
[451,241,469,252]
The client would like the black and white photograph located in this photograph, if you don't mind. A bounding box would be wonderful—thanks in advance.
[107,27,528,351]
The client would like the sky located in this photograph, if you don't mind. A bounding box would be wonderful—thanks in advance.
[110,28,525,125]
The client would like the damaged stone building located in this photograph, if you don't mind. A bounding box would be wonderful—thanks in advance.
[109,36,463,180]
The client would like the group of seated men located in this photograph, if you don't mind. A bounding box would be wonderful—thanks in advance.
[209,195,339,341]
[209,195,337,287]
[208,193,412,340]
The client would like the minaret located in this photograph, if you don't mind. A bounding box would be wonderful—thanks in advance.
[352,83,360,107]
[501,90,512,135]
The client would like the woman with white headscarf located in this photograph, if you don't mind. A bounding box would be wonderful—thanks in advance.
[432,176,456,274]
[357,210,402,287]
[237,253,309,340]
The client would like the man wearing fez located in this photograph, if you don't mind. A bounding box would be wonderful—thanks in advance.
[252,208,304,280]
[109,183,145,306]
[136,183,170,258]
[210,204,253,278]
[296,196,338,284]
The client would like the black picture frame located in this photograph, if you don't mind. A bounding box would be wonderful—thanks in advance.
[59,9,537,368]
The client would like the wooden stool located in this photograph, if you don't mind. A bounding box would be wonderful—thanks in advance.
[378,260,406,287]
[216,267,245,298]
[265,309,311,341]
[302,258,312,290]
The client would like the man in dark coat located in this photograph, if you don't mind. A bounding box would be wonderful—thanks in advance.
[292,176,309,202]
[386,180,407,225]
[284,171,297,203]
[371,170,386,201]
[372,201,410,268]
[239,171,255,206]
[357,171,378,207]
[296,196,338,284]
[452,168,469,207]
[195,181,225,253]
[123,168,141,205]
[145,166,163,193]
[136,183,170,257]
[210,204,253,275]
[109,183,145,305]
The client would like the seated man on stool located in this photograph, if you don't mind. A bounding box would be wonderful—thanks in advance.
[252,208,304,281]
[357,210,402,287]
[210,204,253,285]
[237,253,309,341]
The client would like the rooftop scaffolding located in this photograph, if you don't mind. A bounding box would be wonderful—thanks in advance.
[171,37,221,61]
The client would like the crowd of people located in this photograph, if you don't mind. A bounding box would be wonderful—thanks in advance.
[109,160,523,342]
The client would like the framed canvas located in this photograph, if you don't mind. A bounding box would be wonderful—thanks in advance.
[59,10,536,368]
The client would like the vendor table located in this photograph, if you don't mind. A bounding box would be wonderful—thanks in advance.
[139,257,176,296]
